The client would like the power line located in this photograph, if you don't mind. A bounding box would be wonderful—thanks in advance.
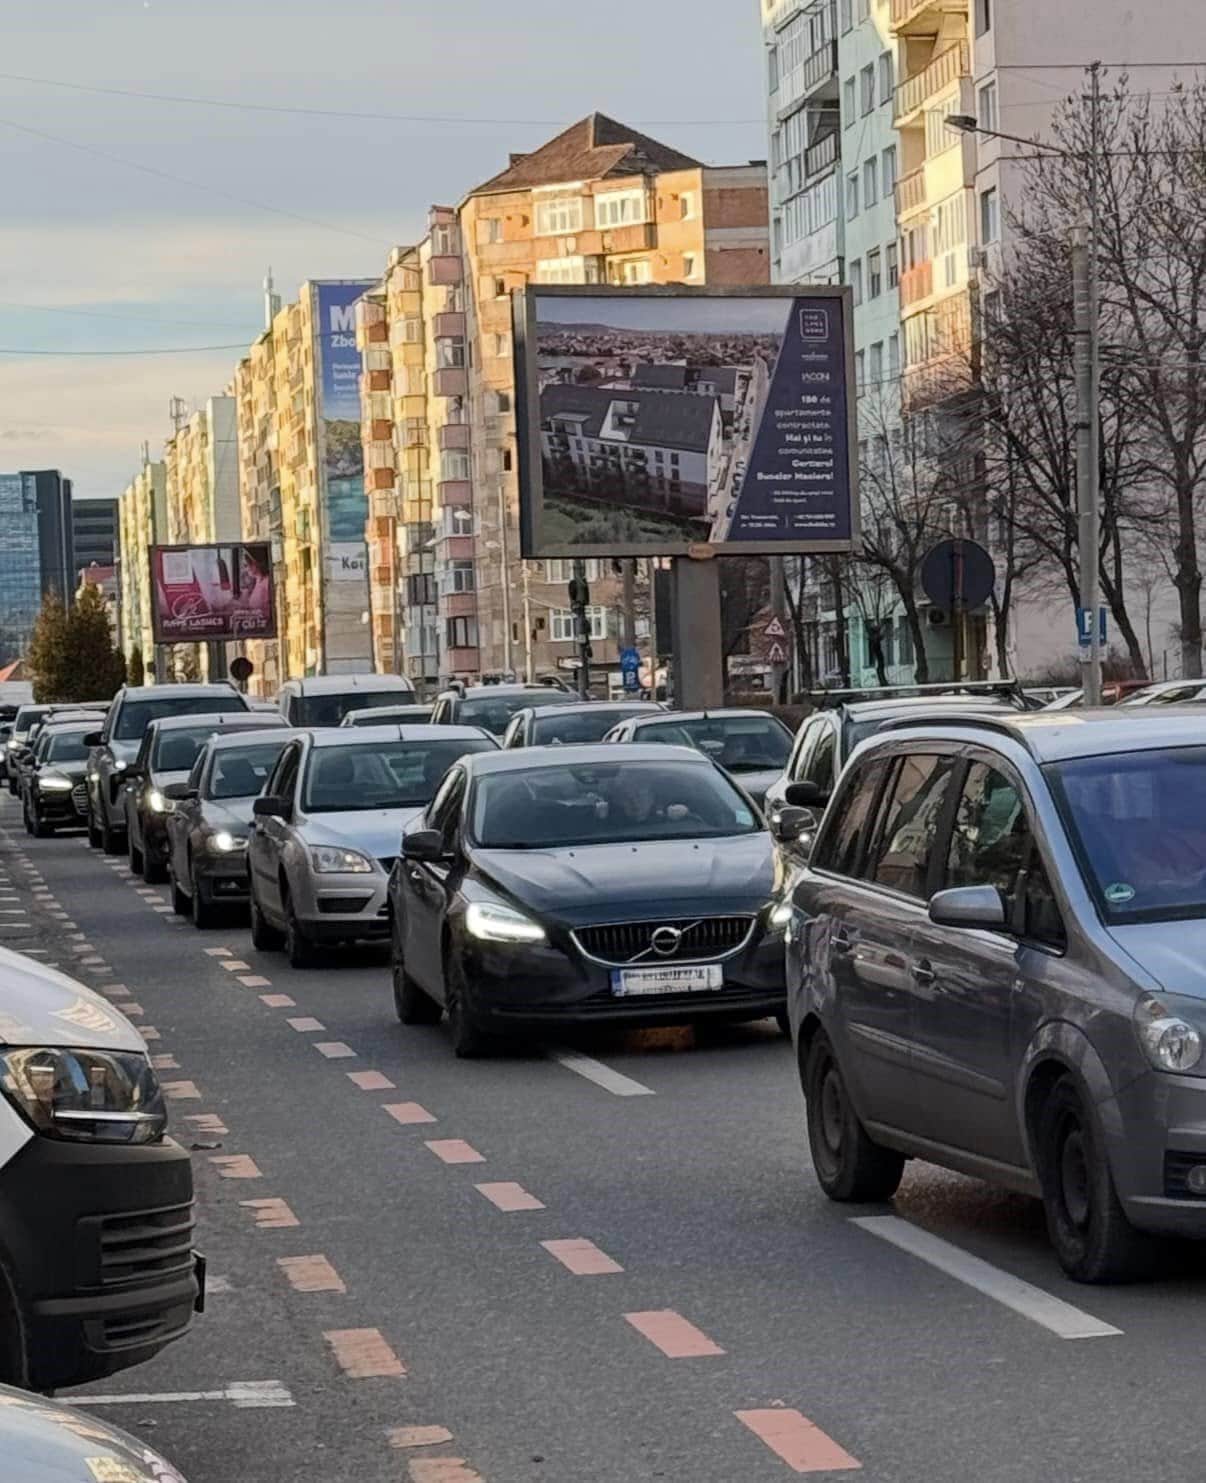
[0,299,256,332]
[0,115,391,248]
[0,344,249,356]
[0,72,764,128]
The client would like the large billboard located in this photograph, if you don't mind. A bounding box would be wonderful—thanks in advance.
[150,542,276,644]
[514,286,858,558]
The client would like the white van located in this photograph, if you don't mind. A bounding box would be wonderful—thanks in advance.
[0,948,200,1389]
[276,673,416,729]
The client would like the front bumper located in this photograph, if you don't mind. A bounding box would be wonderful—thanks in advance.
[193,851,251,901]
[0,1134,200,1389]
[35,787,85,824]
[141,811,171,863]
[297,869,391,941]
[458,923,786,1031]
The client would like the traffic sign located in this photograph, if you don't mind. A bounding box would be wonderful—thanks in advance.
[622,668,640,692]
[619,646,641,673]
[763,616,788,641]
[1076,607,1108,648]
[768,642,787,665]
[921,539,995,611]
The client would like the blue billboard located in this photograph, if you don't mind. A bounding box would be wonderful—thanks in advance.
[314,281,374,544]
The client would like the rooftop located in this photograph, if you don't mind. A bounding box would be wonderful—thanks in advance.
[461,742,710,775]
[872,708,1206,764]
[542,384,719,454]
[471,112,699,197]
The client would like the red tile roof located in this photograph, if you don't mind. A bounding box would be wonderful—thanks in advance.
[470,113,699,197]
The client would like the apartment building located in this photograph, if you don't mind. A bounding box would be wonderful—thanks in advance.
[232,317,284,695]
[118,456,167,668]
[72,496,119,574]
[0,469,74,667]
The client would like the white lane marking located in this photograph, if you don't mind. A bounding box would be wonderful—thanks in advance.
[552,1050,655,1098]
[66,1380,295,1409]
[850,1216,1122,1340]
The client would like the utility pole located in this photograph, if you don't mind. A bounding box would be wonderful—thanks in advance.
[769,556,787,703]
[621,559,637,649]
[522,563,534,683]
[1074,59,1103,705]
[497,484,513,678]
[569,559,592,700]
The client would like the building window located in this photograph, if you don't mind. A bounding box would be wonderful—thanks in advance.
[682,252,698,280]
[860,63,875,115]
[849,259,863,306]
[447,616,477,649]
[680,191,696,220]
[975,0,991,33]
[407,572,435,606]
[768,45,780,93]
[596,189,648,228]
[843,77,856,124]
[502,449,513,472]
[980,187,999,244]
[436,339,466,369]
[619,259,652,285]
[925,97,961,156]
[979,80,998,134]
[840,0,852,30]
[888,331,900,376]
[983,290,1002,325]
[868,247,882,298]
[478,218,502,245]
[845,171,860,219]
[855,349,866,393]
[544,558,602,583]
[863,157,878,206]
[493,277,506,298]
[534,196,584,236]
[869,341,884,385]
[878,51,894,104]
[432,224,457,256]
[551,606,607,642]
[887,240,899,287]
[449,560,475,593]
[535,256,585,284]
[440,450,470,481]
[496,390,512,414]
[881,145,897,194]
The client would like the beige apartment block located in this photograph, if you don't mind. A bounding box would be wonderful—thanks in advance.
[233,322,286,695]
[118,456,166,670]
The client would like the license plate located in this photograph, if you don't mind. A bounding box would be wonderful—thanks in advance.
[611,964,724,997]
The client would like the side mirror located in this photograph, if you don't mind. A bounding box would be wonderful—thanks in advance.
[928,885,1008,932]
[402,829,446,863]
[124,764,146,782]
[770,804,817,846]
[163,782,196,802]
[253,795,289,820]
[786,780,829,808]
[83,731,103,748]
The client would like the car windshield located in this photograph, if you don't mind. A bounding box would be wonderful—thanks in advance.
[12,706,49,739]
[530,709,647,746]
[345,706,432,726]
[635,715,791,772]
[152,725,231,773]
[470,759,761,849]
[1051,747,1206,921]
[207,741,289,800]
[296,691,410,727]
[303,737,496,812]
[45,731,91,763]
[458,691,568,737]
[116,694,245,741]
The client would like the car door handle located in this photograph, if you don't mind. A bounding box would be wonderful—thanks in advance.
[832,929,853,955]
[911,959,936,985]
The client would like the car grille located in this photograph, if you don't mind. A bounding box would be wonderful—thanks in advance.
[510,982,778,1019]
[72,782,89,816]
[573,916,755,966]
[96,1201,196,1289]
[318,896,372,914]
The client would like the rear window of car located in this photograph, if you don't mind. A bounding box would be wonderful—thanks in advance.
[296,691,410,727]
[45,731,91,763]
[635,715,791,773]
[12,706,49,739]
[116,693,246,740]
[458,691,567,737]
[303,737,496,812]
[206,741,290,800]
[530,709,644,746]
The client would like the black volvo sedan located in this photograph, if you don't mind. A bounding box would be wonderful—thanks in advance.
[388,744,785,1056]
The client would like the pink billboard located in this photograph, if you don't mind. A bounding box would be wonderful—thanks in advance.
[150,543,276,644]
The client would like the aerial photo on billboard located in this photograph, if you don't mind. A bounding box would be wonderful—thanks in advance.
[515,287,857,559]
[151,542,276,645]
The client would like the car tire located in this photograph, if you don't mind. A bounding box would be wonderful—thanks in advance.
[1036,1074,1146,1283]
[87,808,103,849]
[803,1030,904,1203]
[392,929,441,1026]
[444,948,496,1059]
[191,878,216,929]
[284,894,317,970]
[100,808,124,856]
[128,829,144,878]
[20,800,31,836]
[31,809,52,839]
[143,851,167,885]
[170,872,190,917]
[249,885,285,952]
[775,1010,791,1039]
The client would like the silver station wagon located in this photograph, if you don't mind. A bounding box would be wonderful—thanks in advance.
[779,709,1206,1282]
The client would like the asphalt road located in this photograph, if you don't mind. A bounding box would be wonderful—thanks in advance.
[8,793,1206,1481]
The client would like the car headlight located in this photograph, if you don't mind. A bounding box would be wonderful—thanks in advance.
[113,759,127,773]
[769,898,793,930]
[146,787,173,814]
[311,846,373,874]
[0,1047,167,1144]
[1135,996,1204,1073]
[38,772,73,793]
[88,770,100,782]
[208,830,248,853]
[465,900,546,944]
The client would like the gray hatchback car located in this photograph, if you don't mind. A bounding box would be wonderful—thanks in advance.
[780,709,1206,1282]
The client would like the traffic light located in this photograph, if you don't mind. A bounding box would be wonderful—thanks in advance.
[568,574,590,608]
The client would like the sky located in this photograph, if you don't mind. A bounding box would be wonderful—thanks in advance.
[0,0,766,500]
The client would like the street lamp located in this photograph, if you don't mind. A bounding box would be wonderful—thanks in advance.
[944,90,1103,705]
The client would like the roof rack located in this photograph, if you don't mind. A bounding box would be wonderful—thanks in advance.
[872,711,1037,753]
[809,679,1027,710]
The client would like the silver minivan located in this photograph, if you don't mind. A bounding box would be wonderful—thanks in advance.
[780,709,1206,1282]
[276,673,415,728]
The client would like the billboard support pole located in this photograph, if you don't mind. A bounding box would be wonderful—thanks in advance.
[769,557,787,704]
[672,558,724,711]
[621,560,637,651]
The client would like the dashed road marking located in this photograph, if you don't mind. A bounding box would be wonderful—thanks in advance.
[185,1113,228,1136]
[261,993,296,1008]
[161,1080,200,1100]
[476,1182,544,1212]
[287,1016,325,1032]
[426,1139,485,1165]
[150,1054,180,1070]
[278,1254,346,1293]
[541,1238,623,1275]
[68,1381,295,1410]
[408,1459,484,1482]
[241,1197,299,1230]
[388,1427,454,1450]
[735,1409,861,1474]
[239,975,272,988]
[384,1102,437,1125]
[552,1050,655,1098]
[324,1328,405,1378]
[210,1155,263,1180]
[624,1310,724,1358]
[850,1216,1122,1340]
[349,1070,395,1091]
[204,947,232,957]
[314,1041,355,1059]
[220,959,251,971]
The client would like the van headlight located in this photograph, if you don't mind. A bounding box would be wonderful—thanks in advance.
[38,772,73,793]
[311,846,373,874]
[1136,997,1204,1074]
[208,830,247,853]
[0,1047,167,1144]
[147,788,172,814]
[465,900,546,944]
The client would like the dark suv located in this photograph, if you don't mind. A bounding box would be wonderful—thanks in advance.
[86,685,250,854]
[430,684,571,739]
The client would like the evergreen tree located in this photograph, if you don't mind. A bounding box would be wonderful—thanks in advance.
[63,586,126,701]
[128,646,145,686]
[27,595,71,702]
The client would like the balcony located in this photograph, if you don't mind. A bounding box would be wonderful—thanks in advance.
[805,131,838,179]
[800,40,839,101]
[433,311,466,340]
[445,646,479,673]
[900,261,934,306]
[428,255,463,286]
[895,165,927,217]
[895,42,970,124]
[889,0,968,34]
[433,367,468,399]
[441,591,477,619]
[438,422,470,451]
[437,479,472,508]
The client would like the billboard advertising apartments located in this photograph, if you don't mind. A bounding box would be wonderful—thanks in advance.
[514,286,858,559]
[151,542,276,645]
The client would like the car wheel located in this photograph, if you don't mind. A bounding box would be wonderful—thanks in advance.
[31,809,53,839]
[284,893,317,970]
[100,809,123,856]
[191,877,216,929]
[444,948,496,1059]
[249,884,285,952]
[128,830,144,878]
[391,923,441,1025]
[803,1030,904,1202]
[775,1010,791,1039]
[1036,1074,1146,1283]
[143,850,167,885]
[170,870,190,917]
[21,800,32,836]
[87,808,103,849]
